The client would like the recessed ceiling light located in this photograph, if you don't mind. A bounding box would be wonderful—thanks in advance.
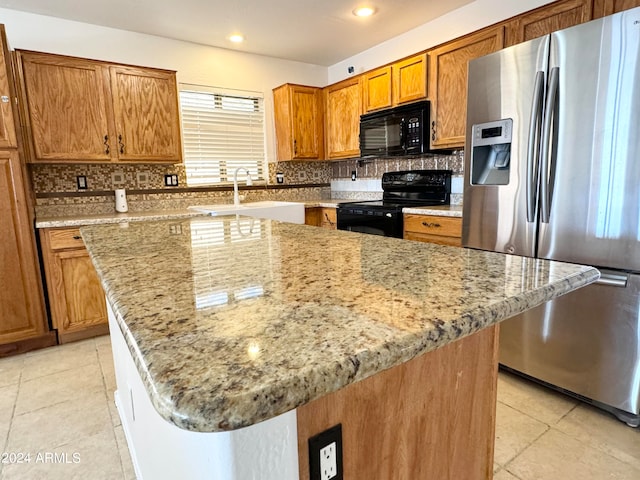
[353,6,377,17]
[228,34,244,43]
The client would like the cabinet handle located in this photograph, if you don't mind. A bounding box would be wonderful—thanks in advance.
[294,139,297,155]
[72,235,81,240]
[103,135,110,155]
[431,121,436,141]
[324,212,335,226]
[422,221,441,228]
[118,134,125,154]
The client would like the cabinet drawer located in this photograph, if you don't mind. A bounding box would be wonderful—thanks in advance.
[403,215,462,238]
[46,228,86,251]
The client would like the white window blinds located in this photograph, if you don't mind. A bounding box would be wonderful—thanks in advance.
[179,85,266,186]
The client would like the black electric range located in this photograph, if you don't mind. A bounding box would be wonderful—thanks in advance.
[337,170,452,238]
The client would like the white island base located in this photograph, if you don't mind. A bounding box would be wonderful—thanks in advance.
[109,303,300,480]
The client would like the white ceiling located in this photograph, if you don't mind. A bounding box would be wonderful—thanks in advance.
[0,0,473,66]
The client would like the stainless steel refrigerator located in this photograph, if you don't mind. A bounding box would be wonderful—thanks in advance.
[462,8,640,427]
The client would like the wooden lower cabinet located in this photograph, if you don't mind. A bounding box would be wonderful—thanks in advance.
[403,214,462,247]
[40,227,109,343]
[305,207,337,230]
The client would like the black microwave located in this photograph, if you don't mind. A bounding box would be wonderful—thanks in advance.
[359,101,432,157]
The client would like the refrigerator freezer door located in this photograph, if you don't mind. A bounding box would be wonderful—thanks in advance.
[537,9,640,271]
[463,37,549,257]
[500,270,640,425]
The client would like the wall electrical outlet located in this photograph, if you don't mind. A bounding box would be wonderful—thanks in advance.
[76,175,87,190]
[164,174,179,187]
[351,170,357,181]
[308,424,343,480]
[320,443,337,480]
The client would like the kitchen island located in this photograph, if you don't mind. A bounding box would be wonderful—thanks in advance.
[81,215,599,480]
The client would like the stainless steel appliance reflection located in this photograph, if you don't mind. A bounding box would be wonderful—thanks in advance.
[463,8,640,426]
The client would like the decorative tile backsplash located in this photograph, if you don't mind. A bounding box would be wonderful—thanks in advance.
[31,151,465,217]
[30,163,187,193]
[330,151,464,179]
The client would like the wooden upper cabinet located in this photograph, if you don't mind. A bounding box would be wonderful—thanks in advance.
[0,26,16,148]
[363,53,427,112]
[393,53,428,106]
[19,52,113,162]
[592,0,640,17]
[324,76,363,159]
[110,65,181,162]
[0,150,48,345]
[363,66,392,112]
[273,84,324,161]
[505,0,592,47]
[428,26,504,149]
[17,50,182,164]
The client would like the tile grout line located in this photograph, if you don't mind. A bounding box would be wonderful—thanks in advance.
[95,337,129,479]
[0,362,24,479]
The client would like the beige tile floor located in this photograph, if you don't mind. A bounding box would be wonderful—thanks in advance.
[1,336,639,479]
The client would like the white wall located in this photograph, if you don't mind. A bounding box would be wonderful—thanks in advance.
[0,8,328,164]
[328,0,556,83]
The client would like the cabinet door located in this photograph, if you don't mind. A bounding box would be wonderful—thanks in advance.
[0,26,16,148]
[428,26,504,149]
[0,151,47,344]
[110,65,182,162]
[363,66,392,112]
[291,85,323,159]
[505,0,592,47]
[393,53,427,105]
[41,228,108,343]
[592,0,640,17]
[325,77,362,159]
[19,52,114,162]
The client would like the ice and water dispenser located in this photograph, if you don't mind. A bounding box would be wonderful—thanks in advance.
[470,119,513,185]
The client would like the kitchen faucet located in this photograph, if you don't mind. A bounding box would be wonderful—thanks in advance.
[233,167,253,206]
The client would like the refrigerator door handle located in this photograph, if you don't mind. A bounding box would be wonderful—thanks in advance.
[527,71,545,223]
[540,67,559,224]
[596,272,628,288]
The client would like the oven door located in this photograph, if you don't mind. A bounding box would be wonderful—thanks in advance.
[336,208,403,238]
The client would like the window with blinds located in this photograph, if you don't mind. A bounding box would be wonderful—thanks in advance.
[179,85,266,186]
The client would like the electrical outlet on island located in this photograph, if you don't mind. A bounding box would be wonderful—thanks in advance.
[308,424,343,480]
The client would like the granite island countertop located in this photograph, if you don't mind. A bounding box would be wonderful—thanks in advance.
[81,216,599,433]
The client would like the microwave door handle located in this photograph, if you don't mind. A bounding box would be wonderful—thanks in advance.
[399,118,406,152]
[527,71,545,223]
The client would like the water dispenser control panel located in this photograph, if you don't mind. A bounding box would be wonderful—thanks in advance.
[471,118,513,185]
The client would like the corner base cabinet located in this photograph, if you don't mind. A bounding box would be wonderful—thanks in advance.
[39,227,109,343]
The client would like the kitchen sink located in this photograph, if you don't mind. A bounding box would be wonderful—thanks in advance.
[188,201,305,224]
